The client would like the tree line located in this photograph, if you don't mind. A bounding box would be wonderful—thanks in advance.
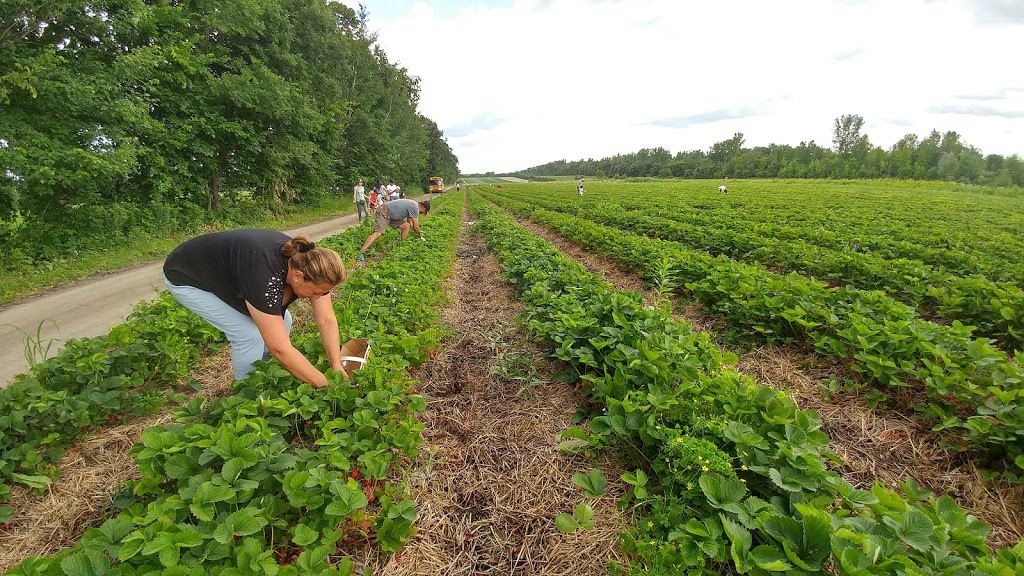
[511,114,1024,189]
[0,0,459,268]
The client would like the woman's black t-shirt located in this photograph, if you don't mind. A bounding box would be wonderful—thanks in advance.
[163,229,296,317]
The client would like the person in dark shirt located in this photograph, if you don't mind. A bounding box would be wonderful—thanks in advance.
[163,229,347,387]
[356,199,429,261]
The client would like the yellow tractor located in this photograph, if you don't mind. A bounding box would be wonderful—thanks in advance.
[428,176,444,194]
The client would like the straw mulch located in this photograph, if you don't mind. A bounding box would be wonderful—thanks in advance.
[522,219,1024,550]
[0,347,235,572]
[737,346,1024,548]
[358,223,630,575]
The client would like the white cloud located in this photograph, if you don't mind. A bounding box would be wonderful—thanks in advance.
[344,0,1024,173]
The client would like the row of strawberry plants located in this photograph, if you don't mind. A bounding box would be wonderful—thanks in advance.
[4,194,462,576]
[0,293,227,524]
[479,189,1024,481]
[469,194,1023,575]
[639,181,1024,285]
[0,214,412,527]
[488,187,1023,349]
[553,181,1024,286]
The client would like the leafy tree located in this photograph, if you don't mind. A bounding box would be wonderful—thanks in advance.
[0,0,459,270]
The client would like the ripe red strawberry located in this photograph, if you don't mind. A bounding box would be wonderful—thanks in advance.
[350,469,360,479]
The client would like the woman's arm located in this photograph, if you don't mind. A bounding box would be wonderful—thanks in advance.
[247,303,330,387]
[310,295,346,377]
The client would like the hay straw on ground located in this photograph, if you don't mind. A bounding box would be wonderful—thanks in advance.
[357,223,629,575]
[736,346,1024,548]
[521,219,1024,550]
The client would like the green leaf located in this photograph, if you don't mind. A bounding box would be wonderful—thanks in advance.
[768,468,804,492]
[324,484,369,518]
[763,515,801,547]
[751,545,792,571]
[721,515,752,569]
[684,518,710,538]
[885,509,935,552]
[292,524,319,547]
[88,518,134,550]
[295,545,333,573]
[194,482,234,505]
[724,422,769,450]
[700,474,747,508]
[117,532,146,561]
[222,457,249,482]
[574,502,595,530]
[571,468,607,497]
[164,454,198,479]
[555,513,581,533]
[213,508,267,543]
[60,550,111,576]
[588,417,612,435]
[802,512,832,567]
[159,546,180,568]
[11,473,52,490]
[387,499,418,522]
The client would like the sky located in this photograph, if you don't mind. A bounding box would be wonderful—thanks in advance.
[339,0,1024,174]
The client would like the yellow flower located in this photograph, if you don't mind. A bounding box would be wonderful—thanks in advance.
[647,521,654,528]
[686,483,693,490]
[740,479,746,483]
[741,465,748,471]
[701,466,709,472]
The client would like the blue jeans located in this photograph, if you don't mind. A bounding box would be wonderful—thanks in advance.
[163,275,293,380]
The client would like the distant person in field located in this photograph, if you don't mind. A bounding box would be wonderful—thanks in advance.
[577,178,585,196]
[357,198,431,262]
[368,187,379,212]
[370,179,385,211]
[163,230,348,387]
[456,181,461,192]
[353,179,367,223]
[386,179,401,201]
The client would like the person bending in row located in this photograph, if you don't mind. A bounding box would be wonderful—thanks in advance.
[357,198,430,262]
[163,229,347,387]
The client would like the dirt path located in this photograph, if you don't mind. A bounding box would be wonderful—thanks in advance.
[371,219,629,575]
[0,213,362,387]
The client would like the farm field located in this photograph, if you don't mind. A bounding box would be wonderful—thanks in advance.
[2,182,1024,575]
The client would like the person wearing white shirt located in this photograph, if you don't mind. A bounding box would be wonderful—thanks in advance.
[353,179,367,222]
[385,180,400,201]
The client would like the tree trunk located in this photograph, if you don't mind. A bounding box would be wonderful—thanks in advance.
[208,171,221,212]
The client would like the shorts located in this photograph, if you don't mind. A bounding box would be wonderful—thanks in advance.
[372,205,403,234]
